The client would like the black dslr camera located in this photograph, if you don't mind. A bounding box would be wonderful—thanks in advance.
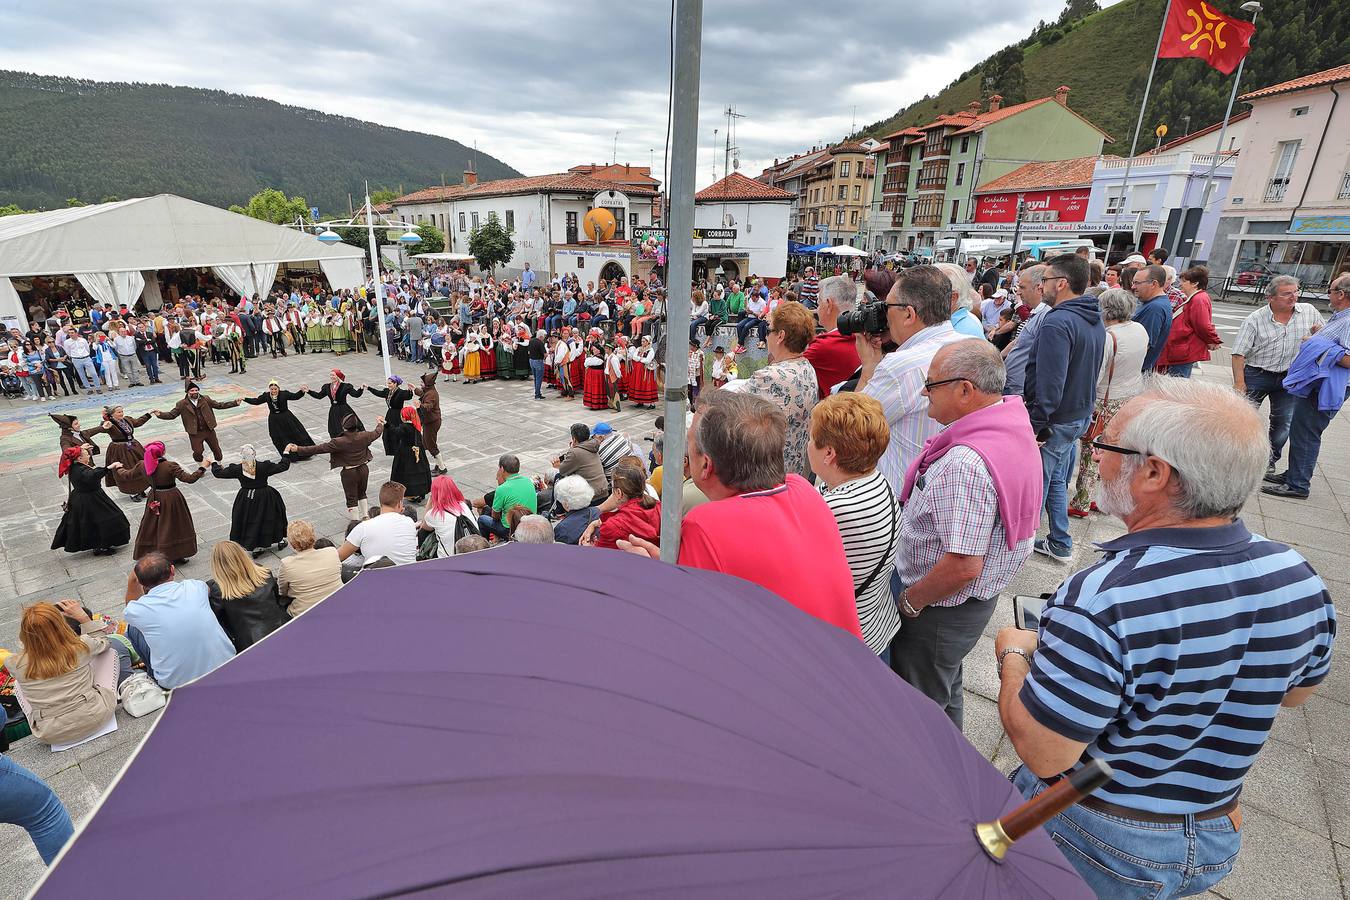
[836,291,888,337]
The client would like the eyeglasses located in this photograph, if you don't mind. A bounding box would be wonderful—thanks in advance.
[923,376,967,392]
[1039,275,1066,285]
[883,301,914,311]
[1088,437,1140,456]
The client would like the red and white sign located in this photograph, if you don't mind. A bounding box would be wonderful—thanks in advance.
[974,188,1091,223]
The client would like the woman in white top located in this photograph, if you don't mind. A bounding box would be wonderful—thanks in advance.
[1070,287,1150,515]
[807,393,902,656]
[418,475,477,556]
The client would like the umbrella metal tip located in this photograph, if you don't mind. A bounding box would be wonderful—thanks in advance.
[975,820,1012,862]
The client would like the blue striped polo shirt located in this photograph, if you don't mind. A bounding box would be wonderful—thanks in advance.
[1021,520,1336,815]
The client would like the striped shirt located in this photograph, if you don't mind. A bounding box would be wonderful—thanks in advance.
[820,469,902,653]
[896,446,1032,606]
[1021,521,1336,815]
[1231,302,1324,372]
[861,322,969,495]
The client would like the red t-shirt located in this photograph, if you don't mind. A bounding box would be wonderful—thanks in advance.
[802,329,861,399]
[678,475,863,639]
[597,497,661,549]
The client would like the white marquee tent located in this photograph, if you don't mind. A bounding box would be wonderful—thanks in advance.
[0,194,367,329]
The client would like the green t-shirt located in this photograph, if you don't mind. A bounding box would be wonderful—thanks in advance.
[493,473,538,515]
[727,291,746,315]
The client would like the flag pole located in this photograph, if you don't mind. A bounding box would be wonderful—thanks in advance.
[1180,3,1261,266]
[1104,0,1173,263]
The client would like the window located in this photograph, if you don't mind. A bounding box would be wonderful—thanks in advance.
[605,207,625,240]
[853,184,861,201]
[1267,140,1300,202]
[565,211,578,243]
[838,185,847,201]
[1104,193,1125,215]
[949,199,959,224]
[458,212,466,232]
[836,209,845,225]
[840,160,851,178]
[1129,184,1155,214]
[505,210,515,230]
[955,162,965,186]
[960,136,969,154]
[850,210,858,226]
[630,212,639,230]
[1339,171,1350,201]
[471,212,479,229]
[1292,106,1309,117]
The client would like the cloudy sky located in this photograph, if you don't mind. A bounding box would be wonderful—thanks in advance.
[4,0,1107,188]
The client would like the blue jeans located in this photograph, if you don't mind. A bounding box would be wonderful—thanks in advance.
[478,513,510,540]
[529,358,545,397]
[689,315,708,342]
[0,756,74,864]
[1040,417,1089,552]
[1243,365,1294,466]
[736,317,767,347]
[1166,363,1194,378]
[70,355,99,389]
[1284,389,1346,494]
[1011,766,1241,898]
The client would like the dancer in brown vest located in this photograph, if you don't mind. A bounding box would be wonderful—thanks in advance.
[153,382,240,463]
[414,371,446,474]
[287,415,385,520]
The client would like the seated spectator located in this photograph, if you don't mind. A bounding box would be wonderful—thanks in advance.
[892,339,1041,729]
[584,463,661,550]
[513,514,556,544]
[807,394,901,658]
[3,601,134,746]
[122,552,235,689]
[0,755,74,864]
[453,534,490,554]
[277,519,342,617]
[996,378,1336,898]
[619,389,861,638]
[475,454,537,541]
[552,475,599,544]
[418,475,478,557]
[593,423,640,477]
[206,540,288,652]
[339,481,418,567]
[543,423,608,509]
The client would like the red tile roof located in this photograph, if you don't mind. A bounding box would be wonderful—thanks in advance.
[973,155,1110,194]
[1240,63,1350,102]
[567,163,661,186]
[882,126,924,141]
[695,172,794,202]
[396,173,658,205]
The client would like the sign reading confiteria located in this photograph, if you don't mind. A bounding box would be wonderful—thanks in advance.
[974,188,1091,223]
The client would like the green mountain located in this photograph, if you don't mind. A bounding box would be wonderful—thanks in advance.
[860,0,1349,153]
[0,70,521,215]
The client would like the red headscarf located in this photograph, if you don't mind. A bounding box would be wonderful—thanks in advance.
[58,446,83,478]
[401,406,422,434]
[331,368,345,381]
[144,441,166,476]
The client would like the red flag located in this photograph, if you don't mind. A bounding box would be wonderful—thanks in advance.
[1158,0,1256,75]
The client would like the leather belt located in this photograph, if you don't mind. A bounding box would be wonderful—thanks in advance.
[1050,776,1239,824]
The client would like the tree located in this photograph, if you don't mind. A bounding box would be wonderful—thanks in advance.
[369,188,401,205]
[406,222,445,257]
[65,197,86,207]
[228,188,310,224]
[468,213,514,274]
[0,203,35,217]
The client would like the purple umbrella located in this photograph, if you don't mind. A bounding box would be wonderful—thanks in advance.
[37,545,1091,898]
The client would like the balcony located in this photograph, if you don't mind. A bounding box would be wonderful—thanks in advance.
[886,149,909,165]
[891,210,905,228]
[1265,179,1289,203]
[916,177,947,191]
[913,214,942,228]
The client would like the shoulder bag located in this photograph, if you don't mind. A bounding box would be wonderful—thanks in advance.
[1082,330,1118,445]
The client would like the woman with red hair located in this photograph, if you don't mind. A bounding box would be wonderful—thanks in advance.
[130,441,208,562]
[388,407,431,502]
[416,474,479,557]
[51,446,130,556]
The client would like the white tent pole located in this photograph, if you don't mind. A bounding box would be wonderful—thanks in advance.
[365,187,394,381]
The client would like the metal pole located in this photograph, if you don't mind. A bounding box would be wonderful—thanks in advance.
[659,0,702,565]
[364,188,394,380]
[1009,197,1026,264]
[1104,0,1171,262]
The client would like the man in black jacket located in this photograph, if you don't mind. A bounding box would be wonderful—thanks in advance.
[1023,253,1105,564]
[527,329,548,400]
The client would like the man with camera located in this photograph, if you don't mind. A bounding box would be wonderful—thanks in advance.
[852,265,969,494]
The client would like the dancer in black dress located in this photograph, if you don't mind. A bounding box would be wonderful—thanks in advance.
[307,368,364,439]
[210,444,291,554]
[244,380,314,459]
[388,407,431,502]
[52,447,130,556]
[366,375,413,456]
[101,405,151,501]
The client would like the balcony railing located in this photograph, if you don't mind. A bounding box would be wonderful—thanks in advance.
[1339,171,1350,200]
[886,149,909,165]
[1265,179,1289,203]
[912,214,942,228]
[891,210,905,227]
[916,177,947,191]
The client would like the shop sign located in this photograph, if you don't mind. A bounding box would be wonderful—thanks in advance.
[692,227,737,240]
[1289,215,1350,235]
[974,188,1091,223]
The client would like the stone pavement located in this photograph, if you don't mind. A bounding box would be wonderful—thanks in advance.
[1,328,1347,899]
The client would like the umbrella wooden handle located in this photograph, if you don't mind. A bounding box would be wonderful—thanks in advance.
[975,760,1114,861]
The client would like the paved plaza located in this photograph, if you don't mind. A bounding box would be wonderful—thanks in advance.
[1,303,1348,898]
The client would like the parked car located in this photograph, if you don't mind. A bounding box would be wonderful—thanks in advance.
[1234,263,1276,286]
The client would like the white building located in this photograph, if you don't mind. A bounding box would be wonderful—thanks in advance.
[393,170,660,283]
[693,173,792,282]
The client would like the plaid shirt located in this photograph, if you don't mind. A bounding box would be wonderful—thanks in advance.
[895,446,1033,607]
[1232,303,1324,372]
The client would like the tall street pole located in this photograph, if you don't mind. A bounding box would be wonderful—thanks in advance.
[364,186,394,381]
[659,0,703,565]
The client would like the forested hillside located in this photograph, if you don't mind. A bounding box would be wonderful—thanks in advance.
[0,71,520,214]
[860,0,1349,150]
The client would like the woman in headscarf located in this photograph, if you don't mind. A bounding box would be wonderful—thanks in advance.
[388,407,431,502]
[49,413,107,458]
[51,446,130,556]
[583,341,608,410]
[131,441,207,562]
[210,444,290,554]
[413,371,446,475]
[479,325,497,380]
[367,374,412,455]
[306,369,364,439]
[461,327,483,384]
[100,405,151,501]
[243,379,314,459]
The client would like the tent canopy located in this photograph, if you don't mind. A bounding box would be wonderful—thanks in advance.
[819,244,867,257]
[412,252,477,263]
[0,194,365,284]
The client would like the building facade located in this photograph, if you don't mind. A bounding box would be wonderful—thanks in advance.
[692,172,792,280]
[1210,63,1350,290]
[761,143,874,246]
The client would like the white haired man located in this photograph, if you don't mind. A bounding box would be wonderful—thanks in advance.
[995,378,1336,898]
[802,275,860,398]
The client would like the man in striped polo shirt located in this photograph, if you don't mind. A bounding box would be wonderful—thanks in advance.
[994,378,1336,898]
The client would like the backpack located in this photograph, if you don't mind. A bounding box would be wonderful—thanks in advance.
[453,513,480,544]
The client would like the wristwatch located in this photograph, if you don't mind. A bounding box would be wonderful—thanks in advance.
[899,588,920,618]
[997,647,1033,677]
